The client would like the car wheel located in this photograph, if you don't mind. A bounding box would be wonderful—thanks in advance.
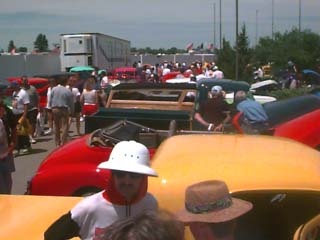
[73,187,102,197]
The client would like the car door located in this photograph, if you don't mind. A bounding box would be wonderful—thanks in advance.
[293,214,320,240]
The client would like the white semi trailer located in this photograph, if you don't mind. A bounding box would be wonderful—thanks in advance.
[60,33,130,71]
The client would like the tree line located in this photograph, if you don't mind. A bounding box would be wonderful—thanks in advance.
[217,26,320,82]
[3,28,320,82]
[4,33,49,53]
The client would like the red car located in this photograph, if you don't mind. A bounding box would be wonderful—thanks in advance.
[110,67,140,83]
[27,121,159,196]
[233,94,320,149]
[6,77,49,109]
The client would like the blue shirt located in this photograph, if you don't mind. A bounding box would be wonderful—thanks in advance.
[237,99,268,124]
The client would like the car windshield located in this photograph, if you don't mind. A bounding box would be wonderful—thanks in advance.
[232,190,320,240]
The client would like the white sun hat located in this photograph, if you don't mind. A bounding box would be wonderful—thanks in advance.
[98,141,158,177]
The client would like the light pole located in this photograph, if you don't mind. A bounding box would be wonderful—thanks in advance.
[213,3,216,49]
[219,0,222,49]
[299,0,301,32]
[235,0,239,81]
[256,9,259,46]
[272,0,274,39]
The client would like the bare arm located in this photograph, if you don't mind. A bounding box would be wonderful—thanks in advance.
[194,112,213,130]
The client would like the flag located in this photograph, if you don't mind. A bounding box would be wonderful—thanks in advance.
[10,48,16,55]
[208,43,214,50]
[186,43,193,51]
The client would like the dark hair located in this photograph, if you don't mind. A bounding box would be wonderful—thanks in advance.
[101,210,184,240]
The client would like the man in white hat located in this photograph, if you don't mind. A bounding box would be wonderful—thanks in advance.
[176,180,253,240]
[44,140,158,240]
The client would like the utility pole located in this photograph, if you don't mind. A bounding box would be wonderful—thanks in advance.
[213,3,216,49]
[299,0,301,32]
[219,0,222,49]
[256,9,259,46]
[272,0,274,39]
[235,0,239,81]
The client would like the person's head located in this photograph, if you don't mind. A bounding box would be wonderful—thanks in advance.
[21,75,29,88]
[57,76,68,86]
[10,81,20,91]
[84,76,96,90]
[210,85,223,98]
[234,90,247,103]
[98,141,158,201]
[176,180,253,240]
[67,75,77,87]
[101,209,184,240]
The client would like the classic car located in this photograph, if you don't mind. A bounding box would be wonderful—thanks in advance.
[0,194,82,240]
[109,67,141,83]
[21,134,320,240]
[26,120,210,196]
[148,134,320,240]
[86,79,252,133]
[233,94,320,149]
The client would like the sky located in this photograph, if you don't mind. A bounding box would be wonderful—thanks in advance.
[0,0,319,51]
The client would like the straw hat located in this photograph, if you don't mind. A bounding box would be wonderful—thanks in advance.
[98,141,158,177]
[176,180,253,223]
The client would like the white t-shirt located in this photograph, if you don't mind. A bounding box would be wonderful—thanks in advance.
[100,76,109,88]
[71,191,158,240]
[13,89,30,114]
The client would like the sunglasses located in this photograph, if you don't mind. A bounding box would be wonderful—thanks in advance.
[112,170,143,179]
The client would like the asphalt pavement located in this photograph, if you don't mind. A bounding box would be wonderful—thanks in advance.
[12,120,85,195]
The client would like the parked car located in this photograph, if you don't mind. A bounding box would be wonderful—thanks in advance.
[6,77,49,109]
[109,67,141,83]
[233,94,320,149]
[23,134,320,239]
[0,194,82,240]
[86,79,254,133]
[148,134,320,240]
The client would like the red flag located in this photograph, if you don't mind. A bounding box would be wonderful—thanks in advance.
[186,43,193,51]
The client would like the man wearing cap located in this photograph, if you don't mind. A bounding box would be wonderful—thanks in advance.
[44,140,158,240]
[176,180,253,240]
[194,85,231,132]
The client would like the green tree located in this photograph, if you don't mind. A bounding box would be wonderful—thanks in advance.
[254,29,320,77]
[7,40,16,52]
[34,33,49,52]
[236,24,253,81]
[217,38,236,79]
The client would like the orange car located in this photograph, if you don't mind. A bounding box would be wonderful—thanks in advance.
[148,134,320,240]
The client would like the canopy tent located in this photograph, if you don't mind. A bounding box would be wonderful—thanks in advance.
[69,66,94,72]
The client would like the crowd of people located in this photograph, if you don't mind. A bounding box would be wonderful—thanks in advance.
[131,60,225,83]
